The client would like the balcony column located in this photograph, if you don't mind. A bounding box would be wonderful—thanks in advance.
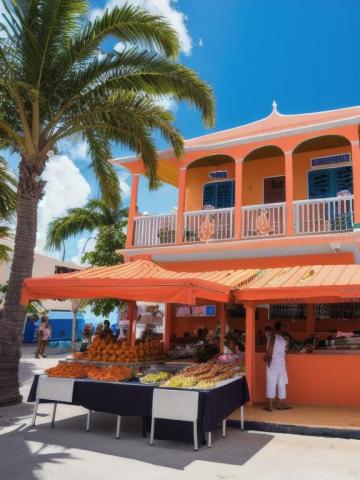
[125,173,140,248]
[176,167,187,244]
[234,159,244,239]
[351,141,360,223]
[285,151,294,236]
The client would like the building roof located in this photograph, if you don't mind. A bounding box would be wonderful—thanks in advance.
[185,102,360,148]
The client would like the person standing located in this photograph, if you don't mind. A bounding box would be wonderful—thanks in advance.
[265,321,291,411]
[35,316,51,359]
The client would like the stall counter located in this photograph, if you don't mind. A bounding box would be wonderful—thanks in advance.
[253,352,360,407]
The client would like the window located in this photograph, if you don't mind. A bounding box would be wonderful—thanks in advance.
[203,180,235,209]
[311,153,350,168]
[308,166,353,199]
[264,176,285,203]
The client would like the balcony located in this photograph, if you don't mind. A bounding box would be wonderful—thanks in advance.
[132,196,355,248]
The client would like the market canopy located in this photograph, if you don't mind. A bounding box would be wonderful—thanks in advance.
[21,259,259,305]
[235,264,360,303]
[22,261,360,306]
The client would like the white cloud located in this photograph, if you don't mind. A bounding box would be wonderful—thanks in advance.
[155,95,177,111]
[118,169,131,201]
[58,138,89,162]
[71,236,97,265]
[198,38,203,48]
[36,155,91,253]
[91,0,192,55]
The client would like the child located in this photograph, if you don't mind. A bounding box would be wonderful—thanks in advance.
[35,316,51,358]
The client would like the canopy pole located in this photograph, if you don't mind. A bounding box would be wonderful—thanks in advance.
[306,304,315,336]
[163,304,172,352]
[71,299,81,352]
[219,303,227,354]
[128,301,137,347]
[245,304,256,405]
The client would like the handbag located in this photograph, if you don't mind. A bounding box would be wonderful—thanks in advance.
[263,334,275,366]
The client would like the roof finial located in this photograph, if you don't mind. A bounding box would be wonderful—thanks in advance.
[272,99,278,113]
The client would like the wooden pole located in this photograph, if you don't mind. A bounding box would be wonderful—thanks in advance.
[245,304,256,405]
[219,303,227,354]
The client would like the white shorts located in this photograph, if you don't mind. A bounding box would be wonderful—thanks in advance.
[266,363,288,400]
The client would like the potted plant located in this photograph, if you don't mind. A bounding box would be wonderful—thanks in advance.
[353,222,360,232]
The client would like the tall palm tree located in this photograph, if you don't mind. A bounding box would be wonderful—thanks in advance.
[0,1,214,404]
[46,198,128,253]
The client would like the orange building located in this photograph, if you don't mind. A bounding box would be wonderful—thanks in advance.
[109,103,360,408]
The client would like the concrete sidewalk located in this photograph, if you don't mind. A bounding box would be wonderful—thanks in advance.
[0,348,359,480]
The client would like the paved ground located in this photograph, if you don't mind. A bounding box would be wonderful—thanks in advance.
[0,346,359,480]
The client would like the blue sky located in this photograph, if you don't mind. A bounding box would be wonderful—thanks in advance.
[5,0,360,263]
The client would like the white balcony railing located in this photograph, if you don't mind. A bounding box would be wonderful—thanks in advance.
[133,213,177,247]
[294,196,354,235]
[242,202,286,238]
[183,207,234,243]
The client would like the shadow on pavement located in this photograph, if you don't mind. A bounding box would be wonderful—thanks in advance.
[0,424,73,480]
[10,411,274,471]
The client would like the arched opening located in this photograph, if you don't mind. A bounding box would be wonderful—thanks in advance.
[243,146,285,206]
[293,135,352,201]
[186,154,235,211]
[292,135,353,234]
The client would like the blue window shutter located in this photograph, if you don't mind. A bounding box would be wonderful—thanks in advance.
[203,183,216,208]
[308,170,332,199]
[335,166,353,194]
[203,180,235,208]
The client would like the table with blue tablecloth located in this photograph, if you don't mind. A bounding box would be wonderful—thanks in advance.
[28,375,249,444]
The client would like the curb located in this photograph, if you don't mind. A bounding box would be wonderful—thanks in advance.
[228,419,360,440]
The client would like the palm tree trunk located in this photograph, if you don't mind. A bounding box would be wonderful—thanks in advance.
[0,157,45,406]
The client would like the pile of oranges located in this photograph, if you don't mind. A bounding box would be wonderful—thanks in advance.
[87,365,133,382]
[45,362,89,378]
[86,337,165,363]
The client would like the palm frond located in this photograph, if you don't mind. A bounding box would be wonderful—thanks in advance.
[0,157,17,219]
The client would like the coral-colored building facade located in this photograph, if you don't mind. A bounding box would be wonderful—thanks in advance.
[112,104,360,406]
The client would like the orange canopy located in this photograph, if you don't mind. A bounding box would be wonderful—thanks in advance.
[235,264,360,303]
[21,260,259,305]
[22,261,360,306]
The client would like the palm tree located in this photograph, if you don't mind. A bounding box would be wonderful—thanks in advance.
[46,199,128,253]
[0,1,214,404]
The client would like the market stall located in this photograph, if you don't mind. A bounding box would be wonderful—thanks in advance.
[27,360,249,447]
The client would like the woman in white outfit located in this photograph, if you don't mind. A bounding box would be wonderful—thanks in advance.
[265,321,291,412]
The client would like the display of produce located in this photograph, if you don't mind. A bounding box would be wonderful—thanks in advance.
[139,371,171,384]
[87,365,133,382]
[161,359,241,389]
[86,337,165,363]
[45,362,89,378]
[162,376,198,388]
[72,352,87,360]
